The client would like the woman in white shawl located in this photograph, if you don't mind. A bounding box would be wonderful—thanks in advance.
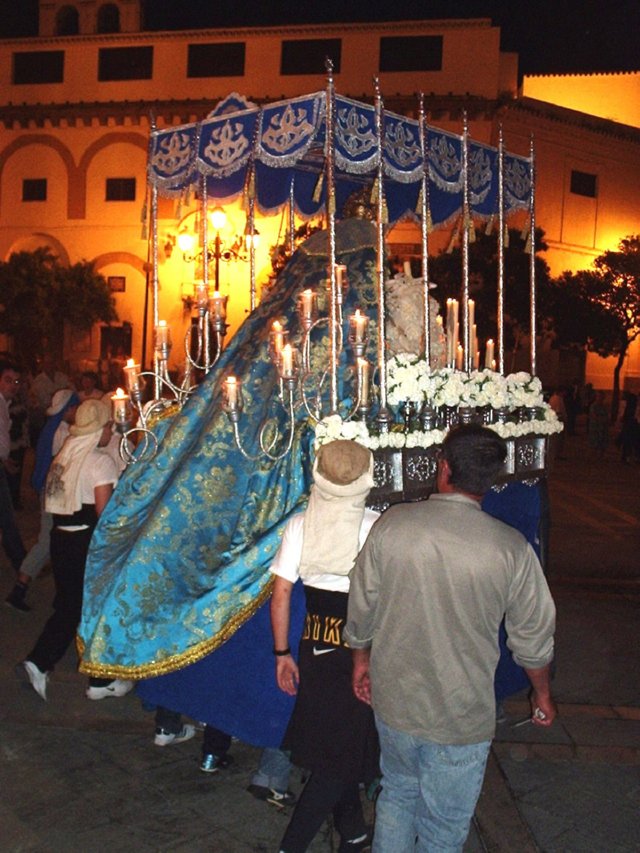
[20,399,130,702]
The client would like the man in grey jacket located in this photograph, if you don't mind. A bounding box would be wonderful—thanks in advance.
[345,424,556,852]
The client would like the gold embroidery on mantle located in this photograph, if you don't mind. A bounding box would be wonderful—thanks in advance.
[77,576,274,680]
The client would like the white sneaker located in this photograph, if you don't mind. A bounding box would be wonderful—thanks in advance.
[86,679,135,700]
[154,724,196,746]
[22,660,48,701]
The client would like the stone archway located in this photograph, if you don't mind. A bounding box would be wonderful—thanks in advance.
[3,232,70,265]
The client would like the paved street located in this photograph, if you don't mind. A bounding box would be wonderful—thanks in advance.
[1,425,639,852]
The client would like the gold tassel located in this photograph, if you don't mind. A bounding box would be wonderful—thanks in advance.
[427,210,433,234]
[504,224,510,248]
[312,171,324,203]
[370,179,379,205]
[446,220,460,254]
[469,218,476,244]
[524,231,532,254]
[520,223,529,241]
[415,185,423,214]
[382,199,389,225]
[485,215,494,236]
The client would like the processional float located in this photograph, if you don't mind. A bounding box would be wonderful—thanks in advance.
[114,64,559,500]
[78,67,561,695]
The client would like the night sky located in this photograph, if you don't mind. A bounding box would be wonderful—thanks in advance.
[1,0,638,76]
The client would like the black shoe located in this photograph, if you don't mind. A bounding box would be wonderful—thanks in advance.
[338,833,371,853]
[247,783,297,808]
[5,584,30,612]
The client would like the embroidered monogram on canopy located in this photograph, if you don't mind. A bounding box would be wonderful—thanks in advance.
[383,114,422,183]
[504,153,532,211]
[149,126,198,189]
[428,131,463,192]
[257,94,324,167]
[334,98,377,173]
[146,90,531,225]
[468,144,493,206]
[198,111,258,178]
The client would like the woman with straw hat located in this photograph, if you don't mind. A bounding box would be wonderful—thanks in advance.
[19,399,131,702]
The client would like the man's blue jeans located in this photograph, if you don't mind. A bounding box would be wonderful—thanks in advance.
[251,747,292,792]
[373,716,490,853]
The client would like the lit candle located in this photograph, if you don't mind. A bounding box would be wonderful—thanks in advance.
[209,290,227,321]
[155,321,170,347]
[110,387,129,424]
[357,358,370,407]
[403,260,412,277]
[468,298,475,331]
[471,323,478,369]
[224,376,239,410]
[271,320,285,356]
[123,358,141,394]
[350,309,368,344]
[281,343,294,377]
[456,344,464,371]
[300,289,315,320]
[485,339,495,369]
[196,282,209,310]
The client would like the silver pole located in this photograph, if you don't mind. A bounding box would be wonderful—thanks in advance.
[325,60,338,414]
[248,191,257,312]
[497,126,505,375]
[374,79,392,429]
[529,135,537,376]
[461,113,471,373]
[201,175,209,290]
[288,177,296,257]
[151,180,160,399]
[418,94,431,365]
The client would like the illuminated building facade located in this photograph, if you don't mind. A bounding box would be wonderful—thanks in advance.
[0,1,638,389]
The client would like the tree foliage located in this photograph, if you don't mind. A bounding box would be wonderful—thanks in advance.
[428,227,553,350]
[552,235,640,417]
[0,248,117,368]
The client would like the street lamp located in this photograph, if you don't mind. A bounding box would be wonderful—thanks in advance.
[209,206,227,291]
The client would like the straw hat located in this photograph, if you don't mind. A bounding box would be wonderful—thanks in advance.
[46,388,74,416]
[316,439,372,486]
[69,399,111,437]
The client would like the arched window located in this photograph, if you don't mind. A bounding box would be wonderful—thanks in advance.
[97,3,121,33]
[55,5,80,36]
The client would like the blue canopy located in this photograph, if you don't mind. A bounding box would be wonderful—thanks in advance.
[148,91,531,225]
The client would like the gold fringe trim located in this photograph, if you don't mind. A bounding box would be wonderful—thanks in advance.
[77,576,275,680]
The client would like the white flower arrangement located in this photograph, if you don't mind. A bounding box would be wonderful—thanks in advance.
[314,414,370,447]
[460,369,510,408]
[386,353,429,406]
[487,409,563,439]
[386,358,543,411]
[505,371,544,408]
[314,366,562,451]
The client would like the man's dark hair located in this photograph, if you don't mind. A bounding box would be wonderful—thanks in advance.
[441,424,507,496]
